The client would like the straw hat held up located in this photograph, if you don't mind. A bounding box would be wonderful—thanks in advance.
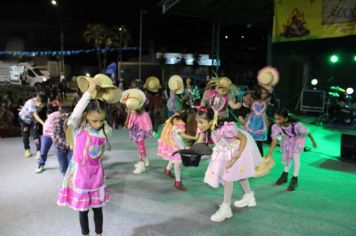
[120,88,147,111]
[77,74,122,104]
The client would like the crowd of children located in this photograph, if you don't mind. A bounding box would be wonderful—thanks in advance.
[11,68,319,235]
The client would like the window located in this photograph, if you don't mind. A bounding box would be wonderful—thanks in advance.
[27,69,35,77]
[32,68,43,75]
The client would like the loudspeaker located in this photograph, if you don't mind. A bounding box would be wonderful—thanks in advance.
[301,90,325,113]
[340,133,356,163]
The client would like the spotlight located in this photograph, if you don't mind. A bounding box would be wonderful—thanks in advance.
[85,73,91,77]
[354,55,356,62]
[224,35,229,39]
[311,79,318,86]
[329,54,339,63]
[346,87,354,95]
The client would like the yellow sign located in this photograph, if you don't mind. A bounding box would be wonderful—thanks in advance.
[273,0,356,42]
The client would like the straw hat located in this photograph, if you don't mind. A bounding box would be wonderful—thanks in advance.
[143,76,161,92]
[77,74,122,104]
[168,75,184,94]
[204,77,219,91]
[120,88,146,111]
[216,77,236,93]
[257,66,279,92]
[254,156,275,178]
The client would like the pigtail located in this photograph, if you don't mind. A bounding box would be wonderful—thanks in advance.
[211,111,218,131]
[102,125,112,151]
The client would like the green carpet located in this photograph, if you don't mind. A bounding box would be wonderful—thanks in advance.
[0,119,355,236]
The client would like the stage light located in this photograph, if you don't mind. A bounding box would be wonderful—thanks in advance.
[354,55,356,62]
[329,54,339,63]
[241,35,245,39]
[85,73,90,77]
[311,79,318,86]
[346,87,354,95]
[224,35,229,39]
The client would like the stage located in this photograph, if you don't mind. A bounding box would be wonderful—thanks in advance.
[0,121,356,236]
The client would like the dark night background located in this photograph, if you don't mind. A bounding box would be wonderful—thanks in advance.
[0,0,268,78]
[1,0,355,108]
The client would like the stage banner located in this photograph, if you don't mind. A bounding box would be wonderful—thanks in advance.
[273,0,356,42]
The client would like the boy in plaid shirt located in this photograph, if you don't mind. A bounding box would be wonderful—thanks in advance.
[52,106,73,175]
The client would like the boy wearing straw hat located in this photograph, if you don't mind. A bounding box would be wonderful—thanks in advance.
[167,75,184,117]
[143,76,163,138]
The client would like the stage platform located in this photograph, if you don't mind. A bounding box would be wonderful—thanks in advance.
[0,121,356,236]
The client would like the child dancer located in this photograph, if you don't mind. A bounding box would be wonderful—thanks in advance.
[243,86,271,156]
[266,108,317,191]
[143,76,163,138]
[18,94,47,159]
[35,109,55,173]
[121,88,153,174]
[196,108,262,222]
[244,66,279,156]
[201,77,241,120]
[52,106,73,175]
[167,75,184,117]
[158,110,197,191]
[57,78,111,236]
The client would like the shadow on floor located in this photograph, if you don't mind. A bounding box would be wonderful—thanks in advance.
[312,158,356,174]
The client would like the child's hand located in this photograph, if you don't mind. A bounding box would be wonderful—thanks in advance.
[225,153,240,169]
[225,158,237,169]
[265,153,273,159]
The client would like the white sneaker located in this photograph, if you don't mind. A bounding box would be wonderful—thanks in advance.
[133,162,146,174]
[234,192,256,208]
[134,161,140,168]
[210,203,233,222]
[35,151,41,160]
[144,156,150,167]
[135,157,150,167]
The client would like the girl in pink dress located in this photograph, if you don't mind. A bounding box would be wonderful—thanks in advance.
[266,108,317,191]
[57,79,111,236]
[121,89,153,174]
[157,110,197,191]
[195,108,262,222]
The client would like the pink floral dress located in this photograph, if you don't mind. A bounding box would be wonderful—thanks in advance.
[204,122,262,188]
[271,122,309,164]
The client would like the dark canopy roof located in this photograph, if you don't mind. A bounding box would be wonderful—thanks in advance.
[158,0,274,28]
